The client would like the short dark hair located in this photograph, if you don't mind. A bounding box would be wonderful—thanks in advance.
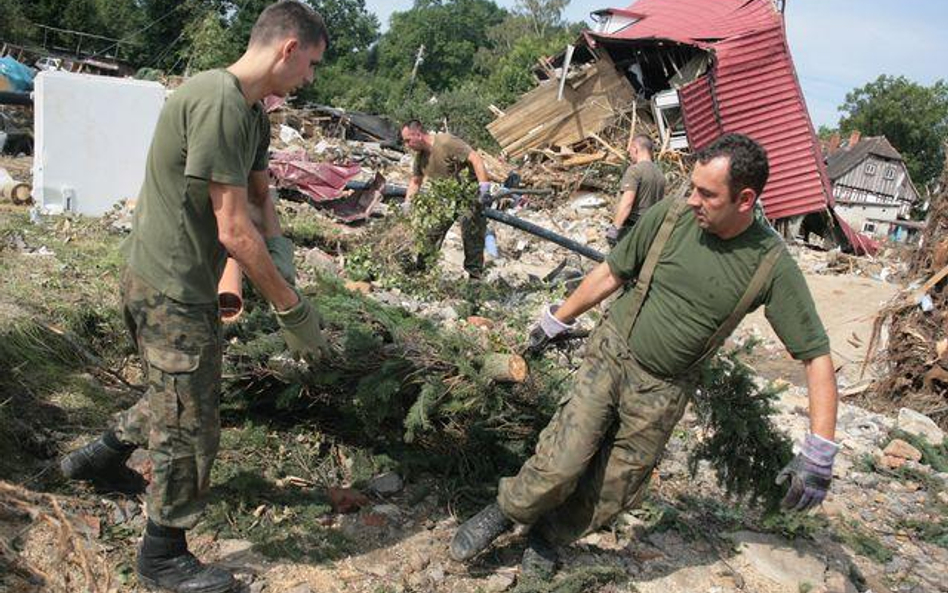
[402,119,424,132]
[695,133,769,201]
[250,0,329,52]
[632,134,654,155]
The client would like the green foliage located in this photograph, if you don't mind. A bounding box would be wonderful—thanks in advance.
[760,510,829,540]
[897,517,948,549]
[834,519,894,563]
[409,175,478,267]
[377,0,506,92]
[511,565,627,593]
[689,342,795,510]
[181,10,235,73]
[839,75,948,188]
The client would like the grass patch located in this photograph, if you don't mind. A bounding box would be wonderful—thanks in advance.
[834,519,893,563]
[511,565,628,593]
[890,429,948,473]
[896,517,948,549]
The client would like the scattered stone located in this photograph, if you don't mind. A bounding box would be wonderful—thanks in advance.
[344,280,372,294]
[819,499,845,518]
[407,552,429,572]
[249,581,266,593]
[896,408,945,445]
[328,487,370,514]
[878,454,907,470]
[361,512,387,528]
[372,504,402,522]
[883,439,923,462]
[217,539,254,558]
[483,572,516,592]
[466,315,494,329]
[426,563,446,585]
[729,531,827,590]
[286,584,313,593]
[823,570,858,593]
[367,472,403,496]
[304,247,339,275]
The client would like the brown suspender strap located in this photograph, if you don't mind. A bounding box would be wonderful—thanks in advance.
[686,241,784,372]
[616,187,691,342]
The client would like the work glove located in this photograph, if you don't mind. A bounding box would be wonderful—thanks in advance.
[478,182,494,207]
[525,304,576,357]
[776,433,839,511]
[266,236,296,286]
[275,292,330,365]
[606,225,620,247]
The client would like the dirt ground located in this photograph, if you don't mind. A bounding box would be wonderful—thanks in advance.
[739,272,901,387]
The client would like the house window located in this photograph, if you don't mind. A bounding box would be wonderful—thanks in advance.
[884,166,896,180]
[864,163,876,175]
[862,222,876,233]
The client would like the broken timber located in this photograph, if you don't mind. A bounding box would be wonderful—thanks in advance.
[486,52,634,159]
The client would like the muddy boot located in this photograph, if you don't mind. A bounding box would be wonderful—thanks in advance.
[60,431,146,495]
[520,531,558,581]
[450,503,513,561]
[137,522,236,593]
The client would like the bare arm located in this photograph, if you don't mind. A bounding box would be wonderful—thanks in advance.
[467,150,490,184]
[210,181,297,311]
[802,353,839,440]
[554,262,625,322]
[613,189,637,227]
[247,170,282,239]
[405,175,424,206]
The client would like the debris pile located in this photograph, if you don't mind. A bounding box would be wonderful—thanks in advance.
[867,157,948,427]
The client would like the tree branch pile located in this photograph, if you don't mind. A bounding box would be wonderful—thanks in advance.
[866,155,948,427]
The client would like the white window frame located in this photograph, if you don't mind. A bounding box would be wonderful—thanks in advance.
[864,162,876,175]
[884,166,896,180]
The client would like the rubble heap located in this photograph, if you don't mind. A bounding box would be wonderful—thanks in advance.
[868,157,948,428]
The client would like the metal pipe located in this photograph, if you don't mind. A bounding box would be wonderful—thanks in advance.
[484,208,605,263]
[342,180,601,261]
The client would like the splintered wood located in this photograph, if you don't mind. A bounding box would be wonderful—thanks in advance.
[487,54,635,160]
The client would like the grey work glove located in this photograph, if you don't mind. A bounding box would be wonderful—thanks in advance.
[478,182,494,207]
[606,225,620,247]
[525,304,576,357]
[266,235,296,286]
[776,433,839,511]
[275,292,329,364]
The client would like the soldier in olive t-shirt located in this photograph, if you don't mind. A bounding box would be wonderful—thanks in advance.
[124,69,271,302]
[401,121,493,278]
[451,134,842,576]
[608,135,665,246]
[60,4,331,591]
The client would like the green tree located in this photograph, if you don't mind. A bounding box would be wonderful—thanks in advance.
[313,0,380,62]
[376,0,506,92]
[0,0,33,44]
[839,75,948,188]
[180,10,234,74]
[515,0,569,37]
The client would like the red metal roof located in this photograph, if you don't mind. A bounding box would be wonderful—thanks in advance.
[589,0,832,220]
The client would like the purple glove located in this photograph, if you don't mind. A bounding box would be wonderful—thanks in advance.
[478,182,493,207]
[776,433,838,511]
[606,225,620,246]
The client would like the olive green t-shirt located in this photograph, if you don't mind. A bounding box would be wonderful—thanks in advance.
[412,133,474,180]
[618,161,665,224]
[124,69,270,304]
[605,198,830,378]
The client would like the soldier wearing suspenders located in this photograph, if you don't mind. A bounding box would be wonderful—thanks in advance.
[450,134,841,578]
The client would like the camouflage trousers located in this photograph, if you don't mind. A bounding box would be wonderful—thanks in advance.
[113,270,223,530]
[497,319,696,545]
[418,202,487,278]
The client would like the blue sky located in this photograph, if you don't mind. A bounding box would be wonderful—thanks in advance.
[361,0,946,128]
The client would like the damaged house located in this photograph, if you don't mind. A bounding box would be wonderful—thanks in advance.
[489,0,875,252]
[825,131,922,243]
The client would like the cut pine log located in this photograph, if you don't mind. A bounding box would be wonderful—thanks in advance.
[480,353,528,383]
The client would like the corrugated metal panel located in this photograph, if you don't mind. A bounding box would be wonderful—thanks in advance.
[591,0,832,220]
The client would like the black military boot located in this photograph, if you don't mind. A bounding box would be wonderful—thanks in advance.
[450,502,514,561]
[520,531,558,581]
[137,521,236,593]
[60,431,146,495]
